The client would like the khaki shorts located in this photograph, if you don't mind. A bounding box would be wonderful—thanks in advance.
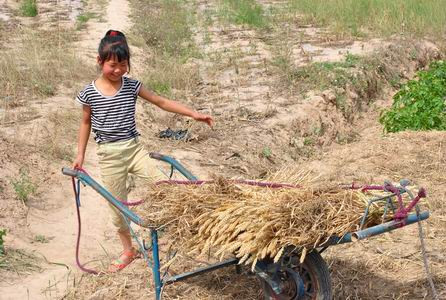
[96,137,164,232]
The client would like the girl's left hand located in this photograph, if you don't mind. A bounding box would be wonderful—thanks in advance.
[193,112,214,127]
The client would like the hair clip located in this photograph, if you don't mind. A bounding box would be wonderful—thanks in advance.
[109,31,118,36]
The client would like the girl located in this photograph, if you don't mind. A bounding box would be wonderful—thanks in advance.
[73,30,213,272]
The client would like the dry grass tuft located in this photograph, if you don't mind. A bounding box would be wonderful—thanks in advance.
[0,248,42,275]
[0,27,94,105]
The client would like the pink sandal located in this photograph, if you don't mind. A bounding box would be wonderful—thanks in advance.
[108,248,141,273]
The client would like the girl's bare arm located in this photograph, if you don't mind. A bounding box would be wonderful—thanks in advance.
[73,105,92,168]
[138,86,213,126]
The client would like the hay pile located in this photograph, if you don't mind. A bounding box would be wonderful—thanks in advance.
[136,172,397,267]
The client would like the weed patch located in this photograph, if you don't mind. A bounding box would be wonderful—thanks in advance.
[11,168,36,204]
[20,0,37,17]
[219,0,269,28]
[380,60,446,133]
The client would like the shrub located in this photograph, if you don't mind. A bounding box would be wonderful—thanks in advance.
[380,60,446,133]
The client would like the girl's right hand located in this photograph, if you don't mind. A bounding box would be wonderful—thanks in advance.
[72,155,84,169]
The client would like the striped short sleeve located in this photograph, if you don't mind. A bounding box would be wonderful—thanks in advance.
[76,85,91,106]
[127,77,142,98]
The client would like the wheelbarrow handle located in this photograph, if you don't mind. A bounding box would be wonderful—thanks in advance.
[149,152,198,181]
[61,167,79,177]
[149,152,165,160]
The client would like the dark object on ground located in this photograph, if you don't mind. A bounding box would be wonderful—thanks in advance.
[158,128,189,140]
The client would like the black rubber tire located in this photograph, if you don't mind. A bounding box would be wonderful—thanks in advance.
[262,250,332,300]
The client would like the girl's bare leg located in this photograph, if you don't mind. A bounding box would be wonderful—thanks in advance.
[118,229,133,252]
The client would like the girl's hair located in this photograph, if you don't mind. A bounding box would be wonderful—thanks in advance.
[98,30,131,70]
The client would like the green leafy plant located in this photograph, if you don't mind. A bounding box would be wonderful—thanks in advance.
[11,168,36,203]
[20,0,38,17]
[380,60,446,133]
[0,229,6,256]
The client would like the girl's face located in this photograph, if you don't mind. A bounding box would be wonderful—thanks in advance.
[99,56,128,82]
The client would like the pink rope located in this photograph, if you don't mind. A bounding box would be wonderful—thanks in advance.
[155,179,299,189]
[348,182,427,222]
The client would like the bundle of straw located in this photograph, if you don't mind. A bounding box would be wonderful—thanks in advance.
[136,174,395,268]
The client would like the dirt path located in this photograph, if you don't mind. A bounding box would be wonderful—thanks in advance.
[2,1,132,299]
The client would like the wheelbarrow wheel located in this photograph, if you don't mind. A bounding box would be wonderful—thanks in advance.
[262,250,332,300]
[262,268,304,300]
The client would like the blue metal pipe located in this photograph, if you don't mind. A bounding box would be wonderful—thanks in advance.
[149,153,198,181]
[151,230,162,300]
[61,168,145,227]
[321,211,429,246]
[353,211,429,240]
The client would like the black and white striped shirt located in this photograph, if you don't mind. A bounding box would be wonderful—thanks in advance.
[76,77,142,143]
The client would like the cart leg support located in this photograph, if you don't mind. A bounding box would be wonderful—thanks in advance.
[152,230,162,300]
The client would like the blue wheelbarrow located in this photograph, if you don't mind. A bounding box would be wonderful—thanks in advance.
[62,152,429,300]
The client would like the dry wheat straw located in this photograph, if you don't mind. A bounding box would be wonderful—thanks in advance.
[136,172,411,268]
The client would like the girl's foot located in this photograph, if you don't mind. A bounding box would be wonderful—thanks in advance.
[108,247,140,273]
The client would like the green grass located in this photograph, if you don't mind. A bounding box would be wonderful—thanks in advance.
[20,0,37,17]
[11,168,36,203]
[219,0,269,28]
[287,0,446,38]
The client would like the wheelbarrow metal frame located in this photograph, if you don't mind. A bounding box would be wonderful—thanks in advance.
[62,152,430,300]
